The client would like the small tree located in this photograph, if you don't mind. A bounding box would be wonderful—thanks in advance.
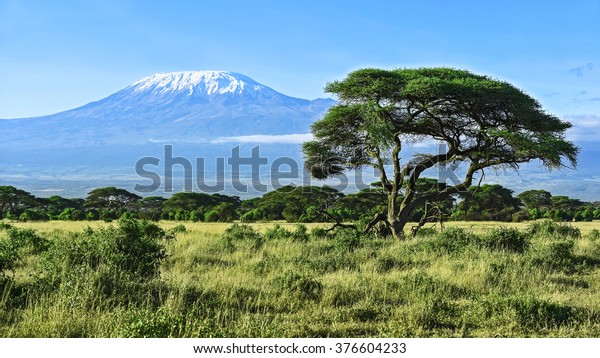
[85,187,141,213]
[455,184,521,221]
[0,186,37,218]
[303,68,578,238]
[517,189,553,211]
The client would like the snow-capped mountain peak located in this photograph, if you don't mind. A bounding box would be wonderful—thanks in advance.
[129,71,275,97]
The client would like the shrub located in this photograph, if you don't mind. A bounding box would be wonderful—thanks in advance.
[204,203,237,222]
[18,209,47,222]
[221,224,264,250]
[57,208,86,221]
[41,218,170,289]
[120,212,137,220]
[512,210,531,222]
[427,227,475,253]
[0,238,18,275]
[168,224,187,235]
[100,210,116,222]
[480,227,530,253]
[309,227,328,240]
[112,218,170,277]
[291,224,310,243]
[0,227,50,276]
[0,222,12,231]
[586,229,600,241]
[222,224,261,241]
[331,227,361,252]
[7,227,51,254]
[264,224,291,240]
[413,227,438,237]
[528,237,576,271]
[240,208,267,223]
[123,308,183,338]
[527,220,581,239]
[86,211,99,221]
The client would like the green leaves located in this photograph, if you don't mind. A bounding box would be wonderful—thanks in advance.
[307,67,578,177]
[304,67,578,235]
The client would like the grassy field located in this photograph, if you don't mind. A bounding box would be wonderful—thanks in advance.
[10,219,600,235]
[2,219,600,337]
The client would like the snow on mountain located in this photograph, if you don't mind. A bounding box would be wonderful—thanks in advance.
[130,71,278,97]
[0,71,337,148]
[0,70,339,197]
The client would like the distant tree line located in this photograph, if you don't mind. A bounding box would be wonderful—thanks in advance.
[1,183,599,224]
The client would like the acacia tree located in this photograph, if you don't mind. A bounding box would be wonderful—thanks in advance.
[0,186,37,218]
[85,187,141,212]
[303,68,578,238]
[517,189,553,211]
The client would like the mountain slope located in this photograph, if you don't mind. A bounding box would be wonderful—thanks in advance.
[0,71,336,148]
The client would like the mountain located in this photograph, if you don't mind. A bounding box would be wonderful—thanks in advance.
[2,71,597,201]
[0,71,336,149]
[0,71,338,197]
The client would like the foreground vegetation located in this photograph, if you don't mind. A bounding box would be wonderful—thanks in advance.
[2,219,600,337]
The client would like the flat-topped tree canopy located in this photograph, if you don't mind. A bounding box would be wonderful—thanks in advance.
[303,67,579,238]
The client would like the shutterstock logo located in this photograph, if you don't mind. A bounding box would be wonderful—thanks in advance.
[133,144,465,194]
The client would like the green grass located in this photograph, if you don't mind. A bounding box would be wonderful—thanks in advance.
[2,219,600,337]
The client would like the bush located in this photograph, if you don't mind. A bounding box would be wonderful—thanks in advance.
[8,227,51,254]
[41,218,170,288]
[512,210,531,222]
[528,237,576,271]
[57,208,86,221]
[221,224,264,250]
[264,224,291,240]
[0,238,18,275]
[86,211,99,221]
[112,218,170,277]
[123,307,183,338]
[586,229,600,241]
[0,227,51,276]
[0,222,12,231]
[527,220,581,239]
[119,212,137,220]
[18,209,48,222]
[331,227,361,252]
[309,227,328,240]
[413,227,438,237]
[204,203,237,222]
[291,224,310,243]
[240,208,267,223]
[427,227,475,253]
[480,227,530,253]
[168,224,187,235]
[222,224,261,241]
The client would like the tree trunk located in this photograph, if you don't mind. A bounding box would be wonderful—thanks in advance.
[390,218,405,239]
[391,203,414,239]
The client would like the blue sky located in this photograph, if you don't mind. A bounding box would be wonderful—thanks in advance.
[1,0,600,199]
[1,0,599,125]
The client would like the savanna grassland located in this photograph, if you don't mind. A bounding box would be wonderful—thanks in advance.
[2,219,600,337]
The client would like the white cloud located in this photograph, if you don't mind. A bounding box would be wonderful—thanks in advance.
[563,114,600,142]
[211,133,314,144]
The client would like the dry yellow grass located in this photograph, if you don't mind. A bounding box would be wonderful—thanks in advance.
[7,219,600,235]
[4,217,600,337]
